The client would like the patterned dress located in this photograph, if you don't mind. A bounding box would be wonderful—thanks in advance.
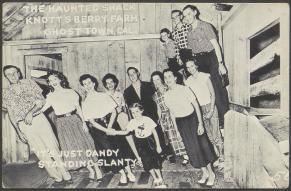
[153,88,187,156]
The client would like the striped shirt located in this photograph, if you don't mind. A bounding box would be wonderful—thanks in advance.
[187,20,217,54]
[172,24,191,56]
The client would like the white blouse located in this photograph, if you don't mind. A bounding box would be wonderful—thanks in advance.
[82,91,117,121]
[126,116,157,138]
[42,88,79,115]
[107,91,126,107]
[185,72,211,106]
[164,84,196,118]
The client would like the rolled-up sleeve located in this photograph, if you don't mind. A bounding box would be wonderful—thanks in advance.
[203,22,216,40]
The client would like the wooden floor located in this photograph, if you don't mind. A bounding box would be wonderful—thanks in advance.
[35,157,237,189]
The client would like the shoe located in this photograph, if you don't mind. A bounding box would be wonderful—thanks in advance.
[213,159,220,167]
[197,175,209,184]
[169,156,176,164]
[119,173,128,186]
[89,171,95,180]
[64,179,73,184]
[153,179,160,187]
[155,184,167,188]
[206,173,215,187]
[127,172,136,183]
[182,159,189,166]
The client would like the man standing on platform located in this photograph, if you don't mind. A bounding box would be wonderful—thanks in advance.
[2,65,72,184]
[183,5,229,128]
[171,9,193,67]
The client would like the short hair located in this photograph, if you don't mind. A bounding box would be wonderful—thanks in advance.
[127,67,140,75]
[185,59,198,78]
[102,73,119,90]
[171,9,182,16]
[79,74,99,91]
[183,5,200,18]
[163,68,178,78]
[3,65,23,80]
[129,102,144,112]
[47,70,70,92]
[150,71,165,86]
[160,28,173,42]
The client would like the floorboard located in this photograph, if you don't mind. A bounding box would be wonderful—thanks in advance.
[3,158,238,189]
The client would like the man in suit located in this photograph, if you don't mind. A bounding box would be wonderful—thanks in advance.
[123,67,170,159]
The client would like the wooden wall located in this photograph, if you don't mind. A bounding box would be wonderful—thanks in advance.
[224,110,289,188]
[2,3,219,163]
[11,3,218,40]
[222,3,289,117]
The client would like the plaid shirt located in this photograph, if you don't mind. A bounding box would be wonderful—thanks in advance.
[172,24,191,56]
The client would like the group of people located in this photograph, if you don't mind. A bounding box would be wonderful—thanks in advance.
[3,4,229,188]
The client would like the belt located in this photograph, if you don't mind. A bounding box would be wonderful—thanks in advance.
[56,110,77,118]
[193,50,214,57]
[18,112,42,122]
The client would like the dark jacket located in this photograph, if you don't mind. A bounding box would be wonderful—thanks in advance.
[123,81,158,122]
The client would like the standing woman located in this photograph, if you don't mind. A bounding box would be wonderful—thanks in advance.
[79,74,136,185]
[182,5,229,127]
[163,69,218,186]
[150,71,189,165]
[42,70,102,181]
[184,60,223,162]
[160,28,185,85]
[102,73,141,173]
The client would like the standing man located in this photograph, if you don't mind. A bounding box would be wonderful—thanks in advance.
[182,5,229,127]
[2,65,72,183]
[171,10,193,66]
[123,67,169,158]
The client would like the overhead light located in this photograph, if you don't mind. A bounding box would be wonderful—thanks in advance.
[214,3,233,11]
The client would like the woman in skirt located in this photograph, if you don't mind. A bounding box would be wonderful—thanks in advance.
[42,70,102,181]
[115,103,166,188]
[79,74,136,185]
[150,71,189,165]
[163,69,218,186]
[185,60,223,162]
[102,73,140,161]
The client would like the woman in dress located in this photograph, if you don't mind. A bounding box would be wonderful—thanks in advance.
[185,60,223,162]
[150,71,189,165]
[42,70,102,181]
[163,69,218,186]
[79,74,136,185]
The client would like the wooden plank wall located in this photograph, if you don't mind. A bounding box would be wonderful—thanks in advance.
[222,3,289,115]
[2,3,219,163]
[12,3,217,40]
[224,110,289,188]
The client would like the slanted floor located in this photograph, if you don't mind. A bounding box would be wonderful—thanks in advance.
[3,157,237,189]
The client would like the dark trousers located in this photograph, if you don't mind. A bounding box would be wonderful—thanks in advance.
[193,50,229,127]
[167,57,184,85]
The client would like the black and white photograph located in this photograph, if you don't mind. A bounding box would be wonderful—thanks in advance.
[1,1,289,189]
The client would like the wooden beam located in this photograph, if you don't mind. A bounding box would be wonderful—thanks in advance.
[249,108,281,116]
[3,34,160,46]
[250,75,280,98]
[2,3,25,23]
[3,11,38,41]
[250,40,279,73]
[221,3,248,30]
